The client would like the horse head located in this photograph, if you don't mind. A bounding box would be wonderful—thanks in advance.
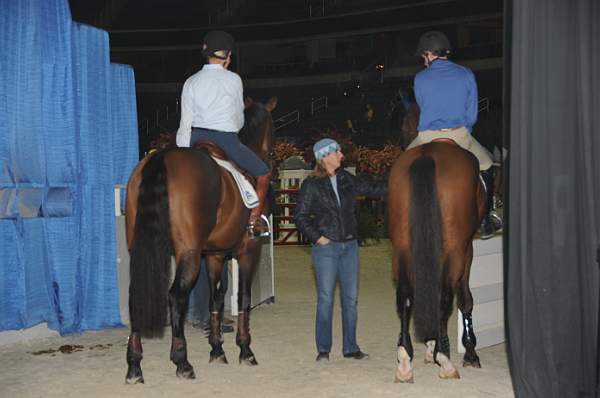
[239,97,278,166]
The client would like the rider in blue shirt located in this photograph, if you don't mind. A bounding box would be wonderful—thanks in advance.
[415,59,478,133]
[407,31,498,239]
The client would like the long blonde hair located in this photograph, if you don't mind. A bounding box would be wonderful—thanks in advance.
[310,159,334,178]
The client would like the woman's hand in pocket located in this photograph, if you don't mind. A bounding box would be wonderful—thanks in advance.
[316,236,331,245]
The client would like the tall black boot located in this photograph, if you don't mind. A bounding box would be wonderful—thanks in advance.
[478,168,496,240]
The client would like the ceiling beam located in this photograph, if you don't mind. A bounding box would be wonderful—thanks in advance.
[110,12,502,53]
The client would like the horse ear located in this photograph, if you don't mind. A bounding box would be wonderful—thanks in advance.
[265,96,278,112]
[244,97,254,109]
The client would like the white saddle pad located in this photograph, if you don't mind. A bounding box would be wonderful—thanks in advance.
[212,157,259,209]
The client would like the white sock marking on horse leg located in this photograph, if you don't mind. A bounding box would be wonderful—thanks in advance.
[395,347,414,383]
[436,352,460,379]
[425,340,435,363]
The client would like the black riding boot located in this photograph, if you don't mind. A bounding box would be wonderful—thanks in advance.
[478,168,496,240]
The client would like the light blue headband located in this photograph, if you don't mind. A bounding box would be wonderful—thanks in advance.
[313,138,341,160]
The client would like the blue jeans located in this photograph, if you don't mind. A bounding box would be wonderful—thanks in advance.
[191,128,269,177]
[311,240,360,354]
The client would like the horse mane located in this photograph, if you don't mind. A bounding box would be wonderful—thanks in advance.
[238,102,268,147]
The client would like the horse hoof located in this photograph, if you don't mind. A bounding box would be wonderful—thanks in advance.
[396,347,413,383]
[394,371,414,383]
[210,354,229,364]
[439,368,460,380]
[176,363,196,379]
[125,375,144,384]
[239,355,258,366]
[463,359,481,368]
[125,367,144,384]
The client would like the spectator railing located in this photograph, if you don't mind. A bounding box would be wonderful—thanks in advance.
[310,96,329,116]
[478,97,490,113]
[274,110,300,131]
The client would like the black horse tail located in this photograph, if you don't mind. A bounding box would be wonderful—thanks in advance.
[409,155,442,342]
[129,151,173,338]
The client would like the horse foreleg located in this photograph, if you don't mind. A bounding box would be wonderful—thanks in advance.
[206,254,228,364]
[168,251,200,379]
[125,332,144,384]
[236,264,258,365]
[456,247,481,368]
[459,310,480,367]
[394,254,414,383]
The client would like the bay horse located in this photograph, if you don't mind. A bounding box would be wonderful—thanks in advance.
[388,141,486,383]
[124,97,277,384]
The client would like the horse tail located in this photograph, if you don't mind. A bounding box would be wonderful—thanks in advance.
[129,151,173,338]
[409,155,442,342]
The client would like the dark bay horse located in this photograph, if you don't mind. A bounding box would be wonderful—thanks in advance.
[124,97,277,384]
[399,102,419,149]
[388,141,486,382]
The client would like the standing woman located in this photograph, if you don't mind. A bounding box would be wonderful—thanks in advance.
[294,138,386,361]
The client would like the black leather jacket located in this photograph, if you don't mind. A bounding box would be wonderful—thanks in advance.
[294,170,386,244]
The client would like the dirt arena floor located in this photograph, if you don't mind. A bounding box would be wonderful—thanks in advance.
[0,242,514,398]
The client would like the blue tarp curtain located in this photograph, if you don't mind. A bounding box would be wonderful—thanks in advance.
[0,0,139,334]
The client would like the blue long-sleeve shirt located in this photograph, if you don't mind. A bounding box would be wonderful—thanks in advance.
[414,59,478,132]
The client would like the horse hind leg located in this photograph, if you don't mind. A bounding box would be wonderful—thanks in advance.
[432,266,460,380]
[394,251,414,383]
[168,250,202,379]
[125,333,144,384]
[205,254,229,364]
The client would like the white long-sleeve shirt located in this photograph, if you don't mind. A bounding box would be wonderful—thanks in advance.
[176,64,245,147]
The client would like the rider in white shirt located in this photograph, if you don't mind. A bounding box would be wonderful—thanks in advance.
[176,31,270,238]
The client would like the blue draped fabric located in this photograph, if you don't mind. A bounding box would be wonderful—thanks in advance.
[0,0,139,334]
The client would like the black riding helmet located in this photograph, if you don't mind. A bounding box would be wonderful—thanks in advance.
[415,31,451,56]
[202,30,235,59]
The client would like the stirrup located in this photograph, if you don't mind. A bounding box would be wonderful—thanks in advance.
[478,218,496,240]
[247,214,271,239]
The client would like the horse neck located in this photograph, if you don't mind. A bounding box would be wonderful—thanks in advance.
[239,132,264,160]
[240,104,273,162]
[245,138,264,157]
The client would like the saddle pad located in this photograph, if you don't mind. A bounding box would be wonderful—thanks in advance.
[211,157,259,209]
